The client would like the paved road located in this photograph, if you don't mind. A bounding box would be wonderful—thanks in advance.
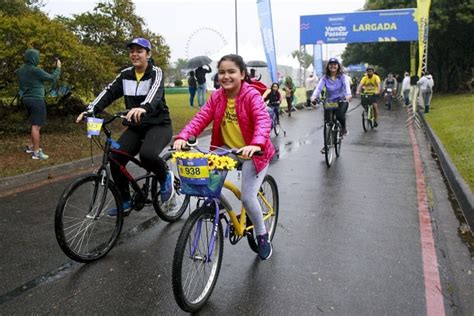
[0,99,472,314]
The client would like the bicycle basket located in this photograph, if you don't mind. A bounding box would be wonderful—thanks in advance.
[176,157,228,198]
[361,94,374,106]
[324,101,339,109]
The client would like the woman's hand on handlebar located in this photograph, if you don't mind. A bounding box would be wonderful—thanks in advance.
[126,107,146,123]
[75,110,92,123]
[173,139,188,151]
[237,145,261,158]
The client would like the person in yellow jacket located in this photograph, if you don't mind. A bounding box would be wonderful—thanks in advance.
[356,66,381,127]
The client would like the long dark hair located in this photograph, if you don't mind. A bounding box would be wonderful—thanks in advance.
[217,54,252,84]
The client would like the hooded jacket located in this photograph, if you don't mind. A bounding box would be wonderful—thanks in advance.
[15,49,60,99]
[176,81,275,173]
[417,75,434,92]
[87,62,171,127]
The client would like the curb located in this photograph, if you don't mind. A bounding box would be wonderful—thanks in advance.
[0,156,102,194]
[0,128,213,195]
[418,111,474,231]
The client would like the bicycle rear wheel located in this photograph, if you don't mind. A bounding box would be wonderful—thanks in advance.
[247,175,280,253]
[324,122,335,167]
[172,204,224,312]
[55,174,123,262]
[153,152,190,222]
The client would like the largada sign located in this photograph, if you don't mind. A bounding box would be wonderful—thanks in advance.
[300,9,418,44]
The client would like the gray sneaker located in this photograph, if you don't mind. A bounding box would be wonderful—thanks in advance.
[32,149,49,160]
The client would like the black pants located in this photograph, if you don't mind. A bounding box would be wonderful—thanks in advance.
[324,101,349,129]
[111,124,173,200]
[306,90,313,107]
[286,96,293,114]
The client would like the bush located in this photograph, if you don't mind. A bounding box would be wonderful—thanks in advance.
[174,79,183,87]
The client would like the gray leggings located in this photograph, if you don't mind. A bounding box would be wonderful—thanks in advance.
[240,159,269,236]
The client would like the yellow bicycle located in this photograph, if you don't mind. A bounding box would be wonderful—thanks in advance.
[171,141,279,312]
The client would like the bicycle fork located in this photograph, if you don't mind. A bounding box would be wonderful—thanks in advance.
[190,199,221,263]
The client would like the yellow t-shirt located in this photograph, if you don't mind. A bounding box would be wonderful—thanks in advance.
[360,74,381,94]
[221,99,246,149]
[135,71,144,81]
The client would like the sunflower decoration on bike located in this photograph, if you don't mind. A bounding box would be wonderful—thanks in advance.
[172,152,237,197]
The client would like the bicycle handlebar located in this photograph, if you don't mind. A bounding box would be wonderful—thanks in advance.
[172,136,263,157]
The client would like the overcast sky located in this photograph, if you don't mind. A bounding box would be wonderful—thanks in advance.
[42,0,366,66]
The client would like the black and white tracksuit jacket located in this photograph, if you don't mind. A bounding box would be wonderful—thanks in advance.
[87,62,171,127]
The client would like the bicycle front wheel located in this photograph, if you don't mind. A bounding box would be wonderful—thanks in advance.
[362,111,369,132]
[324,123,335,167]
[247,175,280,253]
[55,174,123,262]
[153,152,190,222]
[172,204,224,312]
[335,124,342,157]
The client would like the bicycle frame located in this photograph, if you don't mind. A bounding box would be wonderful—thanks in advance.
[93,114,155,206]
[190,171,275,261]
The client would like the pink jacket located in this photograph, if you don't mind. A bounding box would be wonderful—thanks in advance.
[176,81,275,173]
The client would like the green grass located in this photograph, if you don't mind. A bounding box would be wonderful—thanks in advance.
[426,93,474,191]
[0,92,204,178]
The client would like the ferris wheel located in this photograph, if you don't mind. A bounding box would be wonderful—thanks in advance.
[185,26,228,59]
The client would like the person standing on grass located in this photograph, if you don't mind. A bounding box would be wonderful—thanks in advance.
[195,65,212,107]
[75,37,175,217]
[187,71,197,107]
[16,48,61,160]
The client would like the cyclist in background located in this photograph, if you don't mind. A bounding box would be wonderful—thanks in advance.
[356,66,381,127]
[382,73,397,108]
[75,38,175,217]
[264,82,282,125]
[311,57,352,152]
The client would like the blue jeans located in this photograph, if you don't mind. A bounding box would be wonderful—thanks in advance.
[422,91,432,113]
[197,83,207,107]
[188,87,196,106]
[403,89,410,106]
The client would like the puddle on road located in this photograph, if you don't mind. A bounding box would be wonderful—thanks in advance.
[431,147,474,257]
[272,126,321,160]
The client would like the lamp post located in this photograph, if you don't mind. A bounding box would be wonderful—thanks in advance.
[235,0,238,54]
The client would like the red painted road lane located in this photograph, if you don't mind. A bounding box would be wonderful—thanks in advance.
[408,112,445,316]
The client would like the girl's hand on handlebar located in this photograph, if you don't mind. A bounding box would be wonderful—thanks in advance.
[173,139,188,151]
[237,145,261,158]
[126,108,146,123]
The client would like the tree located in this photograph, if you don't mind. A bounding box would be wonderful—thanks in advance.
[291,48,313,85]
[0,7,115,100]
[167,58,189,85]
[58,0,170,70]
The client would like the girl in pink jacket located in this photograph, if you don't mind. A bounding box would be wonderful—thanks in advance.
[173,54,276,260]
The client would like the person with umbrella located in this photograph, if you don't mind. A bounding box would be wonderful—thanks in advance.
[195,65,212,107]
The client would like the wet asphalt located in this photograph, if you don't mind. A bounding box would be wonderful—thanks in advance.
[0,99,472,314]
